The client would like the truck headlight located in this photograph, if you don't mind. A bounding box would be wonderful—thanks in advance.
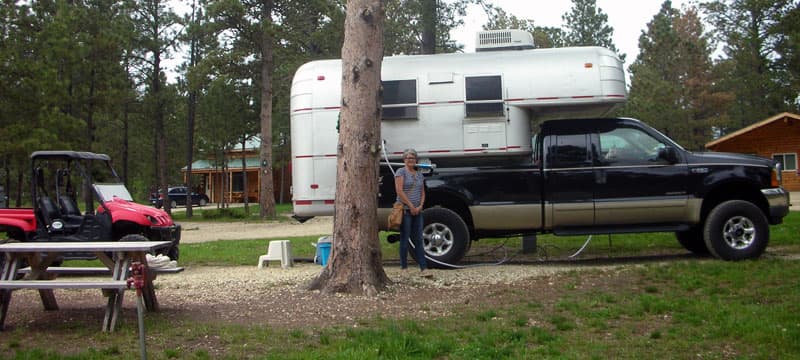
[771,163,782,187]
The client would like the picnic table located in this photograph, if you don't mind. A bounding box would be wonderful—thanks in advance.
[0,241,179,332]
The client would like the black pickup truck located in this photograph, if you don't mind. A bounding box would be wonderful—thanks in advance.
[379,117,790,266]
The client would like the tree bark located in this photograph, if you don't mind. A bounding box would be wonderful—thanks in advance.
[258,0,277,219]
[307,0,389,296]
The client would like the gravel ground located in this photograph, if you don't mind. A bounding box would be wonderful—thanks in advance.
[1,262,603,332]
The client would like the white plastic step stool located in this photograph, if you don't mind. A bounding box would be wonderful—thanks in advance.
[258,240,294,268]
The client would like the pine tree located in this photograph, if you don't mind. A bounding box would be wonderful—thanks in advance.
[308,0,390,296]
[562,0,623,60]
[624,1,731,150]
[703,0,796,130]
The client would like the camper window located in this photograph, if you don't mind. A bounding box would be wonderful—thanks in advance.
[382,79,418,120]
[465,75,503,117]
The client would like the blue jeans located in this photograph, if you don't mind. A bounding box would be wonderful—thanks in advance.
[399,211,427,270]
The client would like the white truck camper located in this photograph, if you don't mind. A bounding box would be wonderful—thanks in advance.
[290,30,627,217]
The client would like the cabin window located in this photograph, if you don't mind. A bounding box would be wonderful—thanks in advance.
[465,75,504,117]
[382,80,418,120]
[773,153,797,171]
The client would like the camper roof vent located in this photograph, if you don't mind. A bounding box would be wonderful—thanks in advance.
[475,29,535,52]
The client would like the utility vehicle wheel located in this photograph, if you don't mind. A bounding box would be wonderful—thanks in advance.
[166,246,179,261]
[120,234,148,242]
[703,200,769,261]
[675,226,710,256]
[170,200,178,209]
[416,207,470,268]
[199,198,207,206]
[118,234,161,261]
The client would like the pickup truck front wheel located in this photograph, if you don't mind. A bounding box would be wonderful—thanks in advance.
[420,207,470,268]
[703,200,769,260]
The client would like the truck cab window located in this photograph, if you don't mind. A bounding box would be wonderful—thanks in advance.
[547,134,589,168]
[598,127,667,166]
[465,75,503,117]
[382,80,418,120]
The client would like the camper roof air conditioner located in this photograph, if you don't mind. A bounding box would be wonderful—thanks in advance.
[475,29,535,52]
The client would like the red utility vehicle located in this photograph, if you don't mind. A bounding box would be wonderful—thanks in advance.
[0,151,180,261]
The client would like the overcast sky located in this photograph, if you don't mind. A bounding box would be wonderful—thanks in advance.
[451,0,694,63]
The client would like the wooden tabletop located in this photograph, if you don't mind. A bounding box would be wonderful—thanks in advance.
[0,241,173,253]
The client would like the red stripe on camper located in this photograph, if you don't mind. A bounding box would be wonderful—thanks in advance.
[572,95,594,99]
[324,200,335,204]
[295,200,312,205]
[293,108,313,112]
[295,155,313,159]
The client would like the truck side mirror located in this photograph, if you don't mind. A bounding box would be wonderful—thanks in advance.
[658,146,679,164]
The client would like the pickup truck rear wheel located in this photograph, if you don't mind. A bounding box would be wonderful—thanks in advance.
[675,227,710,256]
[703,200,768,260]
[419,207,470,268]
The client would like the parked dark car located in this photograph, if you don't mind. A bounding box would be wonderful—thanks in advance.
[151,186,209,208]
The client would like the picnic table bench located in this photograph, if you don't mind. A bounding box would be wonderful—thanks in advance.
[0,241,178,332]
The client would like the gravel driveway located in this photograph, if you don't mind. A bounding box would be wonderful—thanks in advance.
[178,216,333,243]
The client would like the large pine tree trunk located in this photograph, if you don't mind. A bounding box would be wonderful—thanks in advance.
[308,0,389,296]
[258,0,277,219]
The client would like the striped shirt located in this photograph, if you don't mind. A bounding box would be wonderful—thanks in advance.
[395,167,424,209]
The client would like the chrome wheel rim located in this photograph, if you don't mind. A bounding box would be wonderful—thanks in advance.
[423,222,454,256]
[722,216,756,250]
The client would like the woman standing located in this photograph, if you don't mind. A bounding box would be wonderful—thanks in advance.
[395,149,431,277]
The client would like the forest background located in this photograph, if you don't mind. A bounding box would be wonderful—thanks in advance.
[1,0,798,217]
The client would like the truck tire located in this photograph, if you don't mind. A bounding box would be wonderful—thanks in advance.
[675,227,710,256]
[703,200,769,261]
[419,207,470,268]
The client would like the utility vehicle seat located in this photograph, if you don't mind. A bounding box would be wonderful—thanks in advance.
[59,195,81,216]
[37,196,63,230]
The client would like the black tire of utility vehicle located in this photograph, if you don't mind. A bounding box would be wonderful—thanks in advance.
[675,227,710,256]
[703,200,769,261]
[412,207,470,269]
[166,245,179,261]
[117,234,148,259]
